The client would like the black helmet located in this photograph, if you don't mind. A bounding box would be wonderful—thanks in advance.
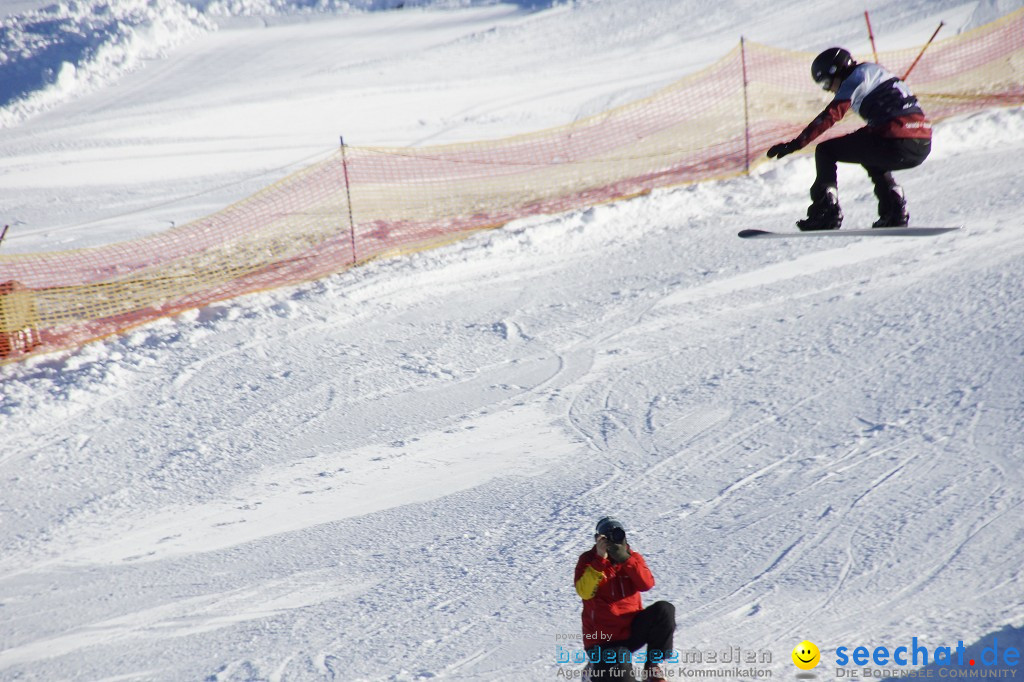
[811,47,855,90]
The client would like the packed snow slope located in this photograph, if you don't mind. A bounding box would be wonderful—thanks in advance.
[2,1,1024,681]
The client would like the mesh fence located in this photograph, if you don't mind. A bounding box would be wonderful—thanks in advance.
[2,9,1023,363]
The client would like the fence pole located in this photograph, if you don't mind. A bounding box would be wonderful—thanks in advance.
[903,22,945,80]
[864,10,880,64]
[740,36,751,173]
[339,137,357,264]
[0,224,9,250]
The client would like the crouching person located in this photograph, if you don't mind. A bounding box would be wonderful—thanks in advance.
[575,517,675,682]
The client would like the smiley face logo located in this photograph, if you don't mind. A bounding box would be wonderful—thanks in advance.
[792,640,821,670]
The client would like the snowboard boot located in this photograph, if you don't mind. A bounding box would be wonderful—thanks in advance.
[797,186,843,231]
[872,183,909,228]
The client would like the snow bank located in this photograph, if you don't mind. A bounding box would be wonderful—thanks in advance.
[0,0,561,127]
[0,0,214,127]
[193,0,557,18]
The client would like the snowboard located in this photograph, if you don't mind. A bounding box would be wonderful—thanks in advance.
[738,226,962,239]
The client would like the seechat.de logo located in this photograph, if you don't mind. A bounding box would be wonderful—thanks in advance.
[835,637,1020,668]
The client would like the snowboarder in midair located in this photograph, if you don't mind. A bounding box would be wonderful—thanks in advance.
[766,47,932,230]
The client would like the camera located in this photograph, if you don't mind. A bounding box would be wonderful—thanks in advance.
[602,527,626,544]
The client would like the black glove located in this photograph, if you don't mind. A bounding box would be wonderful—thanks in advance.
[767,141,799,159]
[607,543,631,564]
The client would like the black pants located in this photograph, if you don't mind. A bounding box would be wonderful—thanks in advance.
[811,128,931,202]
[586,601,676,680]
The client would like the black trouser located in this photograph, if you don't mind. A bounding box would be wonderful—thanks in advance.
[811,128,931,203]
[586,601,676,680]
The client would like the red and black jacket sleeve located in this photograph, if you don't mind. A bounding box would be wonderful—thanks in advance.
[793,98,852,149]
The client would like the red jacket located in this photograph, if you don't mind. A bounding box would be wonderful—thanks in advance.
[574,546,656,645]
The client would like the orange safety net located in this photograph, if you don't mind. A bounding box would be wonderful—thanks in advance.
[2,9,1023,363]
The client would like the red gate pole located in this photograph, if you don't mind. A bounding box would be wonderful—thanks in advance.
[903,22,945,80]
[864,10,880,64]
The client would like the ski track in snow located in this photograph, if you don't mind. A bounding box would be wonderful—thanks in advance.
[2,1,1024,680]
